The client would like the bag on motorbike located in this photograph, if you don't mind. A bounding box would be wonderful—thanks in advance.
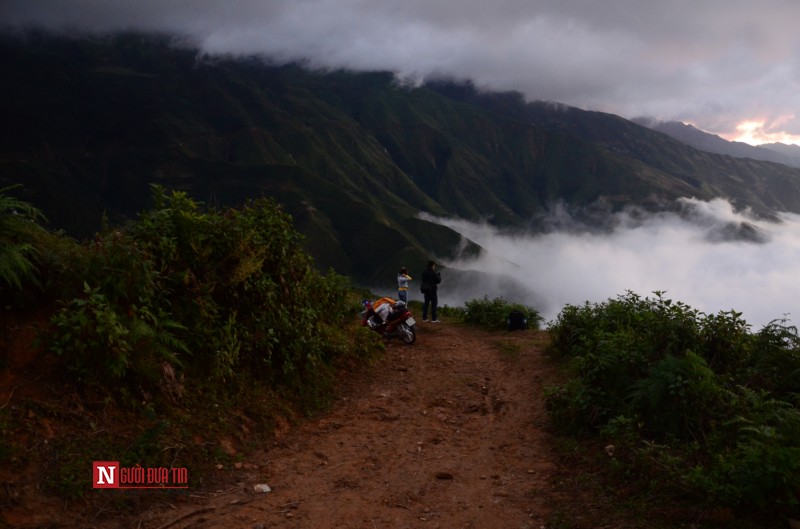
[385,300,407,321]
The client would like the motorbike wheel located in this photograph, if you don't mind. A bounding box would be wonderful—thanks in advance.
[399,322,416,344]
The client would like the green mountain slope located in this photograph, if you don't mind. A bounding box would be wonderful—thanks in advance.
[426,82,800,215]
[3,33,800,284]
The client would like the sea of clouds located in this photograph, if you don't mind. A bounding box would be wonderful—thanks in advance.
[421,197,800,330]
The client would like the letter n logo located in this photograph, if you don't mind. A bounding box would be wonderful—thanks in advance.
[93,461,120,488]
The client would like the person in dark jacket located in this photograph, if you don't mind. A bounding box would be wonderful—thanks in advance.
[420,260,442,322]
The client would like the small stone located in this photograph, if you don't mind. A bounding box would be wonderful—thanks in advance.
[253,484,272,493]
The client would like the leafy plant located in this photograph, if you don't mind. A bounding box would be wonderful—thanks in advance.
[49,282,189,382]
[629,351,722,440]
[0,184,46,290]
[49,283,134,381]
[698,309,752,374]
[748,318,800,394]
[690,388,800,509]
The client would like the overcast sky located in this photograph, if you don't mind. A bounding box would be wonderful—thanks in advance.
[3,0,800,144]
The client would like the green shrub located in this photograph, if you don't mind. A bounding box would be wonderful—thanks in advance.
[546,291,707,432]
[545,290,800,517]
[462,296,542,331]
[690,388,800,509]
[49,282,188,383]
[549,291,701,361]
[748,318,800,394]
[44,186,380,402]
[629,351,723,439]
[50,283,134,380]
[698,309,752,374]
[433,304,465,319]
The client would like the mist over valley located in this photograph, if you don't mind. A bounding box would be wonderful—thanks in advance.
[425,198,798,329]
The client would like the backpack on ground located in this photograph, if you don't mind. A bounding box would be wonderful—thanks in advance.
[507,310,528,331]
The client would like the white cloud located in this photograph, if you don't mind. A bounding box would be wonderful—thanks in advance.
[426,198,800,329]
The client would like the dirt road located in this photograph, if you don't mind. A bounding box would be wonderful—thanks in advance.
[0,318,562,529]
[104,322,559,529]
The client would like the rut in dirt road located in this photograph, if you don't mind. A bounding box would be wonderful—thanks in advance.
[108,323,562,529]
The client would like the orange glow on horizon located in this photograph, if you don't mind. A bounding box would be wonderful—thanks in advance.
[721,117,800,146]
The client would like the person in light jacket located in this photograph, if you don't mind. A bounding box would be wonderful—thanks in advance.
[397,267,412,303]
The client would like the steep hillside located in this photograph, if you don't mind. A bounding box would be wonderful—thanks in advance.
[426,82,800,216]
[5,33,800,284]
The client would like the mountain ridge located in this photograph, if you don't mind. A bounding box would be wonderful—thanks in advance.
[633,117,800,168]
[4,32,800,284]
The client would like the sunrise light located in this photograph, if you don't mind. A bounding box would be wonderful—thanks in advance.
[723,117,800,146]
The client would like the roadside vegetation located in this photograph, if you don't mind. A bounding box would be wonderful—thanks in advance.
[0,185,380,501]
[545,291,800,527]
[439,295,543,331]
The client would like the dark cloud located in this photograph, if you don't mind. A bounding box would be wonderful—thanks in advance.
[3,1,800,142]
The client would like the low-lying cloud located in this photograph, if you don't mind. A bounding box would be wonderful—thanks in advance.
[425,198,799,329]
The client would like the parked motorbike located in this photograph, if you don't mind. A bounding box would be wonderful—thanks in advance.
[361,299,417,344]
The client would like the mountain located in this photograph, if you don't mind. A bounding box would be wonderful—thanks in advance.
[759,142,800,167]
[419,84,800,217]
[5,32,800,285]
[633,118,800,168]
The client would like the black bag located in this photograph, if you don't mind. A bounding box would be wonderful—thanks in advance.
[420,282,432,294]
[507,310,528,331]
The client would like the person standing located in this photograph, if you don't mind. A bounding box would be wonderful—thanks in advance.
[397,267,413,303]
[420,260,442,322]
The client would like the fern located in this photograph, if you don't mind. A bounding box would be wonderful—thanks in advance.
[0,185,46,289]
[130,306,190,367]
[0,241,37,289]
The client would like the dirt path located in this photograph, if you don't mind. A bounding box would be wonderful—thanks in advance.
[0,320,563,528]
[107,322,561,529]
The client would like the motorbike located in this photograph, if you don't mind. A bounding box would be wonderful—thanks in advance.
[361,299,417,344]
